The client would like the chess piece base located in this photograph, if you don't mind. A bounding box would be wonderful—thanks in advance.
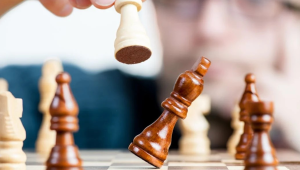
[129,143,163,168]
[116,46,151,64]
[235,152,246,160]
[245,166,278,170]
[0,163,26,170]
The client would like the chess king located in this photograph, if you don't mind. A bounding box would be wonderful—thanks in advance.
[0,92,26,170]
[129,57,211,168]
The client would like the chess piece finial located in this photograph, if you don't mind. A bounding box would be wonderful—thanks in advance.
[235,73,260,160]
[0,78,8,92]
[179,95,211,155]
[244,101,278,170]
[227,103,244,155]
[36,60,63,157]
[46,72,82,170]
[114,0,152,64]
[0,91,26,170]
[129,57,211,168]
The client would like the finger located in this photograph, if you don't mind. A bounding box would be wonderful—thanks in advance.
[39,0,73,17]
[90,0,115,9]
[69,0,92,9]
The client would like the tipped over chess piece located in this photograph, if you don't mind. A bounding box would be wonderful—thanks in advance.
[114,0,151,64]
[0,91,26,170]
[179,95,211,155]
[46,72,82,170]
[36,60,63,157]
[128,57,211,168]
[244,101,278,170]
[235,73,260,160]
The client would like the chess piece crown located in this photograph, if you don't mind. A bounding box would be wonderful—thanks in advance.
[129,57,211,168]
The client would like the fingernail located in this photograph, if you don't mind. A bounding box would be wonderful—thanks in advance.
[94,0,115,7]
[60,3,73,16]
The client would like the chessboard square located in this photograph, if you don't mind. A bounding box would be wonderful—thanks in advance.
[167,155,221,162]
[169,167,227,170]
[168,162,226,166]
[222,159,244,163]
[108,165,168,170]
[227,166,290,170]
[83,161,112,166]
[26,165,45,170]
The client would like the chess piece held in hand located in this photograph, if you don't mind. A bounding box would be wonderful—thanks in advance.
[179,95,211,155]
[36,60,63,157]
[0,78,8,92]
[235,73,260,160]
[114,0,152,64]
[0,92,26,170]
[244,101,278,170]
[129,57,211,168]
[46,72,82,170]
[227,104,244,155]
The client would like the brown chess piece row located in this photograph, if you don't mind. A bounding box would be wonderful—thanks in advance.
[46,72,82,170]
[128,57,211,168]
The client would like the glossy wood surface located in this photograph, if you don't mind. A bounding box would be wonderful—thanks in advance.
[46,72,82,170]
[235,74,260,160]
[244,101,278,170]
[129,57,211,168]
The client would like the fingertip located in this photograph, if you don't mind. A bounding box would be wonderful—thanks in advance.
[69,0,92,9]
[91,0,115,9]
[40,0,73,17]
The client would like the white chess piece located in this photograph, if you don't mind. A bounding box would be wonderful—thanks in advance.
[35,59,63,157]
[227,104,244,155]
[179,95,211,155]
[0,91,26,170]
[0,78,8,92]
[114,0,152,64]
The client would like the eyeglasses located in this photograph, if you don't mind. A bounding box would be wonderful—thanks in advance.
[153,0,300,21]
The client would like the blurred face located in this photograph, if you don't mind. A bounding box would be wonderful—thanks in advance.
[154,0,293,116]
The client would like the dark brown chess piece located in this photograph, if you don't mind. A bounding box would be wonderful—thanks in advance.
[244,101,278,170]
[128,57,211,168]
[235,73,260,160]
[46,72,82,170]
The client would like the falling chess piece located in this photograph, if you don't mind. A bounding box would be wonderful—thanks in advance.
[244,101,278,170]
[46,72,82,170]
[114,0,152,64]
[0,78,8,92]
[36,60,63,157]
[227,104,244,155]
[235,73,260,160]
[0,91,26,170]
[179,95,211,155]
[129,57,211,168]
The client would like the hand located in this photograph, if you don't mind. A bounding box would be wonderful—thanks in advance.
[39,0,146,17]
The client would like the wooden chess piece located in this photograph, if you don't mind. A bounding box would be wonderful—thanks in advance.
[36,60,63,157]
[46,72,82,170]
[114,0,152,64]
[244,101,278,170]
[235,73,260,160]
[227,103,244,155]
[0,91,26,170]
[128,57,211,168]
[179,95,211,155]
[0,78,8,92]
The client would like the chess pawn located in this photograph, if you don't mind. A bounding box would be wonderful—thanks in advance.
[244,101,278,170]
[36,60,63,157]
[235,74,260,160]
[227,104,244,155]
[179,95,211,155]
[129,57,211,168]
[114,0,152,64]
[0,91,26,170]
[0,78,8,92]
[46,72,82,170]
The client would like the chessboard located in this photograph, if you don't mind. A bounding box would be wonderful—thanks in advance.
[26,149,300,170]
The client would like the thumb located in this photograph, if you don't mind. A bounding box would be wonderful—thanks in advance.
[39,0,73,17]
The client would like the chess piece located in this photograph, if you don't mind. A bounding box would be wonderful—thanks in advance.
[235,73,260,160]
[46,72,82,170]
[244,101,278,170]
[0,91,26,170]
[0,78,8,91]
[36,60,63,157]
[129,57,211,168]
[227,104,244,155]
[179,95,211,155]
[114,0,152,64]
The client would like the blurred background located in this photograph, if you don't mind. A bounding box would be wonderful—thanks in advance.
[1,0,300,152]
